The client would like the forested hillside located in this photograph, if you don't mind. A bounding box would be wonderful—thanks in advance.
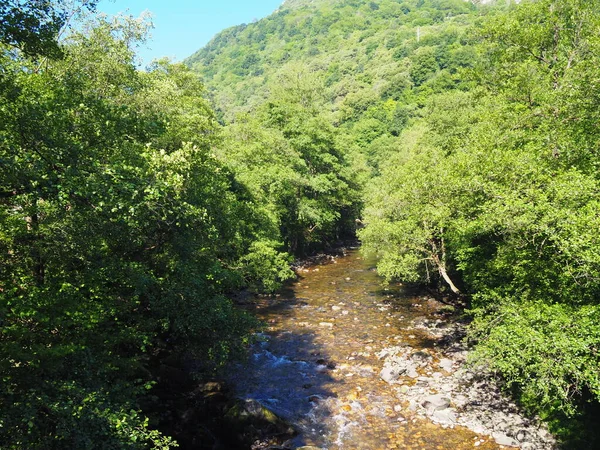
[187,0,488,254]
[187,0,480,123]
[189,0,600,447]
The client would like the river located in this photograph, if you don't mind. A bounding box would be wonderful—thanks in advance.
[228,248,534,449]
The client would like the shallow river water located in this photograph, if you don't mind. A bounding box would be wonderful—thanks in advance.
[230,249,503,450]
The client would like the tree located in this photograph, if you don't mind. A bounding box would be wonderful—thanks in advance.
[220,65,359,255]
[360,1,600,443]
[0,0,96,57]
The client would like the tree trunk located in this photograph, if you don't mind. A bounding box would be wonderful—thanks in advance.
[437,261,461,295]
[26,209,45,286]
[429,233,460,295]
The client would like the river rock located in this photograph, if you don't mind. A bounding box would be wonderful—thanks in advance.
[492,431,519,447]
[308,395,323,403]
[432,409,457,425]
[422,394,451,411]
[380,355,419,382]
[411,351,432,363]
[438,358,454,372]
[380,364,406,383]
[225,399,294,440]
[516,429,529,442]
[416,376,431,386]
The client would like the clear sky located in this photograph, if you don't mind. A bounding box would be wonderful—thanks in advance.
[97,0,284,66]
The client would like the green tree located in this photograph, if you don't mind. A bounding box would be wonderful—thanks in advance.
[360,1,600,444]
[0,0,97,57]
[220,66,359,255]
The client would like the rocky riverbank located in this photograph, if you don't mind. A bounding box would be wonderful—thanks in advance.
[377,310,556,449]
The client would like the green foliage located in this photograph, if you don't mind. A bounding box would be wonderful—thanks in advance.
[238,240,294,292]
[185,0,488,261]
[358,0,600,443]
[7,0,600,446]
[186,0,485,123]
[410,46,440,86]
[218,66,359,255]
[0,0,97,57]
[0,10,294,448]
[469,299,600,417]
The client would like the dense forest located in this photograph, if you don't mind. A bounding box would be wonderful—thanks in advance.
[1,0,600,448]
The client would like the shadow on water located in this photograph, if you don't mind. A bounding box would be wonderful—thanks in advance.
[227,286,344,449]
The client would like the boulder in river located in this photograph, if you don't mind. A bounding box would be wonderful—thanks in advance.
[224,399,295,445]
[422,394,451,411]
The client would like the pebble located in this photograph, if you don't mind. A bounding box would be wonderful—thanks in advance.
[438,358,454,372]
[432,409,457,425]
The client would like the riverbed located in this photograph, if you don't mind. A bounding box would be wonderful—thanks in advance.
[228,248,553,450]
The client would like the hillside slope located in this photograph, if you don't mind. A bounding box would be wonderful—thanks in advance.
[186,0,491,125]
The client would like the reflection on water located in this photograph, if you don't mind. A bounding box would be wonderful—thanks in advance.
[229,249,500,449]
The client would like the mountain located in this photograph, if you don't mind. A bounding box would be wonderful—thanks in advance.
[185,0,490,124]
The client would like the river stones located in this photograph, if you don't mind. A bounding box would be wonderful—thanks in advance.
[380,351,421,383]
[376,336,556,449]
[432,408,457,425]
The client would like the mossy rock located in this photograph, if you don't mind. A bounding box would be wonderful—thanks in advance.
[222,399,296,446]
[226,399,288,427]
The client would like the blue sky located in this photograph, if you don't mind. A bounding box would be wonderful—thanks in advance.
[97,0,284,65]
